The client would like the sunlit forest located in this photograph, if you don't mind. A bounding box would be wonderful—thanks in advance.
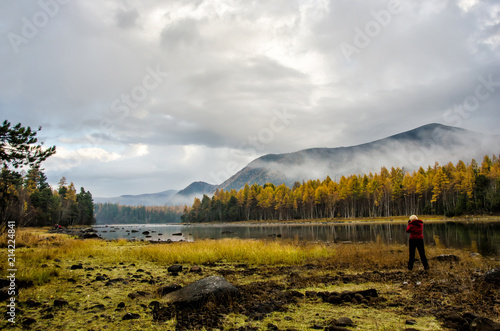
[182,155,500,223]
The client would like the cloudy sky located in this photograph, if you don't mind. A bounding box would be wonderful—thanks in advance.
[1,0,499,197]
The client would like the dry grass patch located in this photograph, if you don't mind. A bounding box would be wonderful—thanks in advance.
[0,227,71,248]
[126,239,334,265]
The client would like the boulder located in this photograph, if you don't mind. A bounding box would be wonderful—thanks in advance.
[23,299,41,308]
[122,312,140,320]
[431,254,460,262]
[470,317,500,331]
[163,276,238,307]
[483,269,500,286]
[327,294,342,304]
[127,291,152,299]
[53,299,68,307]
[320,288,378,304]
[89,304,105,311]
[335,317,354,326]
[156,284,182,296]
[82,233,100,239]
[463,312,481,324]
[80,228,100,239]
[444,312,466,325]
[168,265,183,275]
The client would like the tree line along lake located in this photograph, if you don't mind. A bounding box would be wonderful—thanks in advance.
[92,219,500,257]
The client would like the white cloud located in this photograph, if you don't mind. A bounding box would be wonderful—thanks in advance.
[50,146,121,165]
[44,143,149,172]
[124,143,149,158]
[458,0,479,12]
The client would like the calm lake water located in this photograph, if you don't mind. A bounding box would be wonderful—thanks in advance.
[93,221,500,256]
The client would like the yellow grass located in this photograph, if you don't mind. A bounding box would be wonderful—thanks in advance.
[126,239,333,265]
[0,230,335,285]
[0,227,70,248]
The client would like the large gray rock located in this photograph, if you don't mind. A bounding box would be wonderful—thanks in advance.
[163,276,238,307]
[156,284,182,296]
[470,317,500,331]
[483,269,500,286]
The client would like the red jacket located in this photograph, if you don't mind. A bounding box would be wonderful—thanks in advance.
[406,219,424,239]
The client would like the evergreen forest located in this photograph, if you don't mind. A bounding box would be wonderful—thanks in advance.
[1,169,95,228]
[94,203,183,224]
[1,120,94,229]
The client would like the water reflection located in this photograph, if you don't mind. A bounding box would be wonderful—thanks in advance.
[93,221,500,256]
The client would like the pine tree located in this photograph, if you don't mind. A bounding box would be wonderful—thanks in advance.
[1,121,55,228]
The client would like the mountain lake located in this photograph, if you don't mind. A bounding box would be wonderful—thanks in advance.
[93,220,500,257]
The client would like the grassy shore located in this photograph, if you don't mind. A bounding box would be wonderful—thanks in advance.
[1,228,499,330]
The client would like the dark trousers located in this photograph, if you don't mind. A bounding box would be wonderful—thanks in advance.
[408,238,429,270]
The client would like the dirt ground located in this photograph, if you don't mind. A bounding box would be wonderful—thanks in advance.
[2,259,499,330]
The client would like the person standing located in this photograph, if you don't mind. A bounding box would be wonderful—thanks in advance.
[406,215,429,270]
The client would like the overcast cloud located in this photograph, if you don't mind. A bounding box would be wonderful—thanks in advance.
[1,0,499,197]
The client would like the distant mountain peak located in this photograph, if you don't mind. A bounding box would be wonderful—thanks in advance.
[176,181,217,196]
[216,123,500,192]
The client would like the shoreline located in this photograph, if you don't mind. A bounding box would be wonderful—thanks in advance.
[92,214,500,227]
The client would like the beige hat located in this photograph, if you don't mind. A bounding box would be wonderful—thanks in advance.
[409,215,418,221]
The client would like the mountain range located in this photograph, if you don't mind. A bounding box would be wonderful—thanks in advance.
[95,123,500,206]
[94,182,217,206]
